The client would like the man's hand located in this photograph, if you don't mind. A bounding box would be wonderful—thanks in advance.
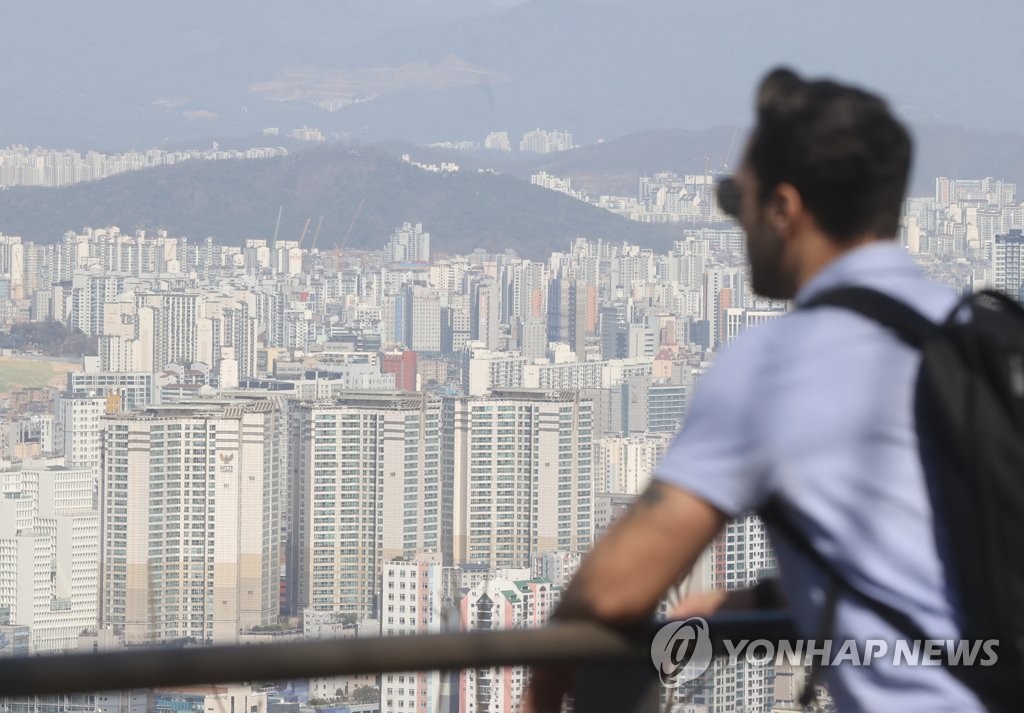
[669,580,784,620]
[522,482,727,713]
[667,588,732,620]
[521,666,572,713]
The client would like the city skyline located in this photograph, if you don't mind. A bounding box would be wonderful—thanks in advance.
[0,163,1018,710]
[1,3,1022,707]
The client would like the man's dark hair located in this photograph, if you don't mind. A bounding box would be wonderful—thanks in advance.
[747,67,912,242]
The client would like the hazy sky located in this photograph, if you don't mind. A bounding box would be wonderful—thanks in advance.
[2,0,1022,148]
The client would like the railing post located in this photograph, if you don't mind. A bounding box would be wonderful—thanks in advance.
[572,660,660,713]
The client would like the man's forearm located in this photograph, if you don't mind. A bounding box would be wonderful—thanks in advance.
[550,482,727,629]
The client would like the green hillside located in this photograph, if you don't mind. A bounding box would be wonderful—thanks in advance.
[0,146,683,260]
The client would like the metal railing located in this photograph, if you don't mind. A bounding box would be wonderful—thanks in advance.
[0,611,797,712]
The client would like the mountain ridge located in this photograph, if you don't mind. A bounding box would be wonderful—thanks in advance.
[384,123,1024,198]
[0,145,682,259]
[6,123,1024,259]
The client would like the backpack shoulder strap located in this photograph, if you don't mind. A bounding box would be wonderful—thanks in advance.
[760,498,936,707]
[760,498,931,643]
[801,286,935,348]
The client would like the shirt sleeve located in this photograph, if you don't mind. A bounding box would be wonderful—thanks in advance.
[652,331,772,517]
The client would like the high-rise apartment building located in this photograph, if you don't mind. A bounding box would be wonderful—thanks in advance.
[442,294,473,355]
[595,433,670,494]
[461,344,527,397]
[530,551,582,589]
[518,129,574,154]
[290,392,441,619]
[647,382,687,434]
[0,234,25,300]
[101,398,287,644]
[993,229,1024,301]
[516,318,548,361]
[684,515,777,712]
[483,132,511,152]
[69,273,126,337]
[470,278,502,351]
[138,292,202,371]
[0,463,99,652]
[547,276,587,358]
[382,293,407,349]
[446,389,593,569]
[384,223,431,264]
[459,577,560,713]
[56,393,106,471]
[404,285,442,353]
[381,553,445,713]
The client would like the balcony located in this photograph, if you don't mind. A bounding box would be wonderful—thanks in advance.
[0,610,796,712]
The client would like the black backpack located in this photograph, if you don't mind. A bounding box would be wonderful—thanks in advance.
[765,287,1024,712]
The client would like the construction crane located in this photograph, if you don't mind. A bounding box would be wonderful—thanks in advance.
[297,218,312,247]
[271,206,283,243]
[335,198,365,253]
[722,126,740,171]
[309,215,325,251]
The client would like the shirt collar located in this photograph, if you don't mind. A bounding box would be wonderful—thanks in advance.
[793,241,920,307]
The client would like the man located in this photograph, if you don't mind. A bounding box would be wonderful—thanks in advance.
[524,68,984,712]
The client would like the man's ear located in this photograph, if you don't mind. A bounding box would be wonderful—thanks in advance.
[767,183,804,239]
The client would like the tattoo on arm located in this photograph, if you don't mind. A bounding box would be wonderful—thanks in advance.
[636,481,667,509]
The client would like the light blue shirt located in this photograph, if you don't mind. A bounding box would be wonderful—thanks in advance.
[653,242,984,712]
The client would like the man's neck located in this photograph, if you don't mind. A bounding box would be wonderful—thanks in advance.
[793,233,889,293]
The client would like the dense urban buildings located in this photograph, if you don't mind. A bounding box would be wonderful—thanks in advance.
[0,171,1011,712]
[0,144,288,188]
[0,462,98,653]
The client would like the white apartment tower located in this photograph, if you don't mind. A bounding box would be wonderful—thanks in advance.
[686,515,777,712]
[0,463,99,652]
[483,132,511,152]
[381,553,445,713]
[596,433,670,495]
[530,551,582,589]
[404,285,443,353]
[57,393,106,471]
[384,222,431,264]
[462,343,527,397]
[993,229,1024,301]
[518,129,574,154]
[69,273,122,337]
[136,292,202,371]
[459,577,560,713]
[0,234,25,299]
[446,389,594,569]
[290,392,441,619]
[101,398,287,644]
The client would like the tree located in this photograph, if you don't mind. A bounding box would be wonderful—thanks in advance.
[350,686,379,705]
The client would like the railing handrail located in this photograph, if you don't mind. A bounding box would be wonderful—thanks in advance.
[0,611,796,697]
